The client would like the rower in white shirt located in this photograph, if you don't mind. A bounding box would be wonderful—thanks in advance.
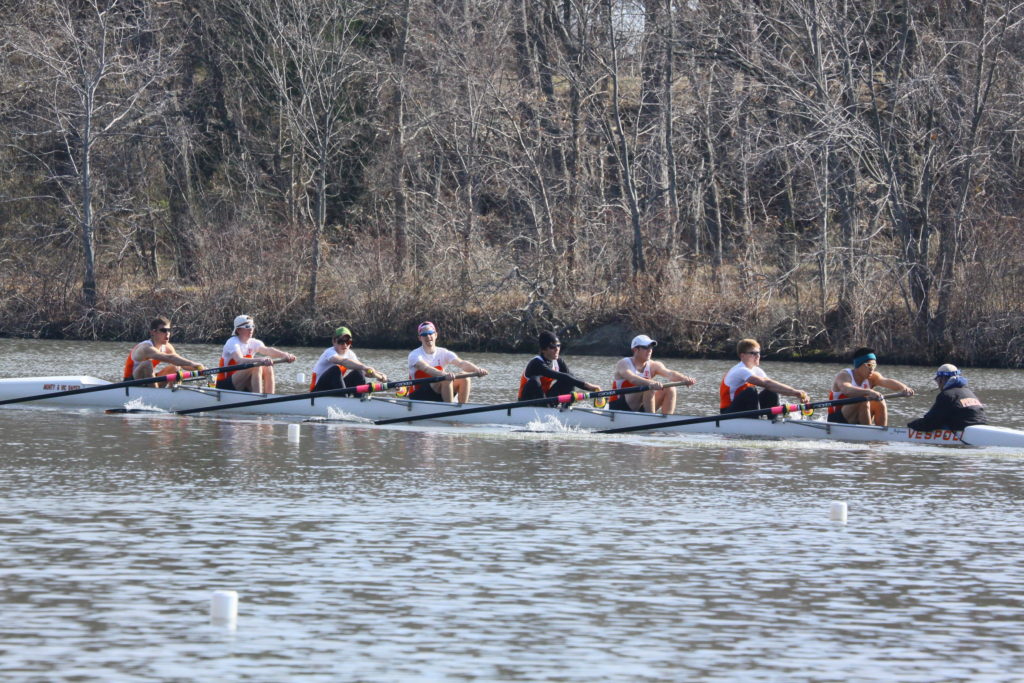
[406,321,487,403]
[309,325,386,391]
[215,314,296,393]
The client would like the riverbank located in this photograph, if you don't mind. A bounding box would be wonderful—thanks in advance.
[3,258,1021,369]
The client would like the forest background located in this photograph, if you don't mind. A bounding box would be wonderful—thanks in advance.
[1,0,1022,365]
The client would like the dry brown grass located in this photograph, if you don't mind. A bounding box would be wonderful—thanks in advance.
[3,220,1023,368]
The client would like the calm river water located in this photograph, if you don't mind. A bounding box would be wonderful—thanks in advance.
[2,339,1023,682]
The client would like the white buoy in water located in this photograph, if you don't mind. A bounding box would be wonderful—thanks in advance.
[210,590,238,627]
[288,423,301,442]
[296,371,306,384]
[830,501,848,523]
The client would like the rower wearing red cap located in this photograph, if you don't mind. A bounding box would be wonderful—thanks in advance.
[407,321,488,403]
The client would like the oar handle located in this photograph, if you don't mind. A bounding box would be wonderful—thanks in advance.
[555,380,692,404]
[807,392,904,411]
[354,371,483,394]
[587,380,693,408]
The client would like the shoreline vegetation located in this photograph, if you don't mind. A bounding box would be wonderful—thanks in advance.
[2,2,1022,368]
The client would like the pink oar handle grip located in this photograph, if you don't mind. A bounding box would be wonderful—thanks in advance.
[354,382,386,395]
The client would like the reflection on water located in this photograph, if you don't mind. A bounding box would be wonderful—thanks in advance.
[2,341,1024,680]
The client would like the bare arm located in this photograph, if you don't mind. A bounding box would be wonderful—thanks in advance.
[872,372,915,396]
[834,372,883,400]
[651,361,697,387]
[452,357,488,376]
[136,344,202,369]
[414,359,449,377]
[614,358,663,389]
[749,374,808,401]
[330,354,386,380]
[261,346,297,363]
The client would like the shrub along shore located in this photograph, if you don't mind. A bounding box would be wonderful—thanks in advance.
[2,254,1021,369]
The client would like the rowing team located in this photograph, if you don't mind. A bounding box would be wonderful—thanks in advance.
[126,315,988,433]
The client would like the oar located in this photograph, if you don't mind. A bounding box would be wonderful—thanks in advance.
[0,361,270,407]
[599,393,904,434]
[374,381,691,426]
[175,372,484,415]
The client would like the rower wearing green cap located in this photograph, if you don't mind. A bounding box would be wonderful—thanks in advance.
[310,325,387,392]
[827,346,914,425]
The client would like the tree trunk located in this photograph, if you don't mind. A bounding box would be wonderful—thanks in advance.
[390,0,411,269]
[81,102,97,311]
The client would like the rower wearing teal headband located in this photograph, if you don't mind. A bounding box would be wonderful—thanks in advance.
[853,352,877,368]
[828,346,914,426]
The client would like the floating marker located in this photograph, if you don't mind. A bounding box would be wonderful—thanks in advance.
[296,372,306,384]
[288,423,301,442]
[830,501,848,523]
[210,590,238,627]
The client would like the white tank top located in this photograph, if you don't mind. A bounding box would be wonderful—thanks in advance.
[612,358,652,391]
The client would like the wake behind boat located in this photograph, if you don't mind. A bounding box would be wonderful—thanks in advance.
[1,375,1022,449]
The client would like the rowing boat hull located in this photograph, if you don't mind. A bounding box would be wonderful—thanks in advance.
[1,376,1021,448]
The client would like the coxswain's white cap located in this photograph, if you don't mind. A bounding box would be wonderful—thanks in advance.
[233,314,255,330]
[935,363,960,378]
[631,334,657,349]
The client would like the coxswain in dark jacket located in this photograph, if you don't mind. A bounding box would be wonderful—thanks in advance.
[518,331,600,400]
[907,364,987,432]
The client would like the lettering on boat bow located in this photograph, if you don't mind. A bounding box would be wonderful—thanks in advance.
[906,429,964,443]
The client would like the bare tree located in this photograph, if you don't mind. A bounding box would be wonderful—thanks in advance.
[6,0,181,312]
[223,0,374,311]
[598,0,646,276]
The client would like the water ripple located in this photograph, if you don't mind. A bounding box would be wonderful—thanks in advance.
[2,383,1024,680]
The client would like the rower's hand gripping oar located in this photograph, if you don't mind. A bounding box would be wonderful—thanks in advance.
[0,361,270,407]
[175,372,484,415]
[599,393,905,435]
[374,381,691,426]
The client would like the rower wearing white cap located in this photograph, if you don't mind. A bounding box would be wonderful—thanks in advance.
[215,314,296,393]
[907,364,987,432]
[610,334,696,414]
[720,338,807,414]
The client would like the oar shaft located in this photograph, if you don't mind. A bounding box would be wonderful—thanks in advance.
[176,372,483,415]
[0,362,263,407]
[600,393,902,434]
[374,381,690,425]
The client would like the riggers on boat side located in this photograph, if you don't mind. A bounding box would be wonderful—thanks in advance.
[1,375,1022,449]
